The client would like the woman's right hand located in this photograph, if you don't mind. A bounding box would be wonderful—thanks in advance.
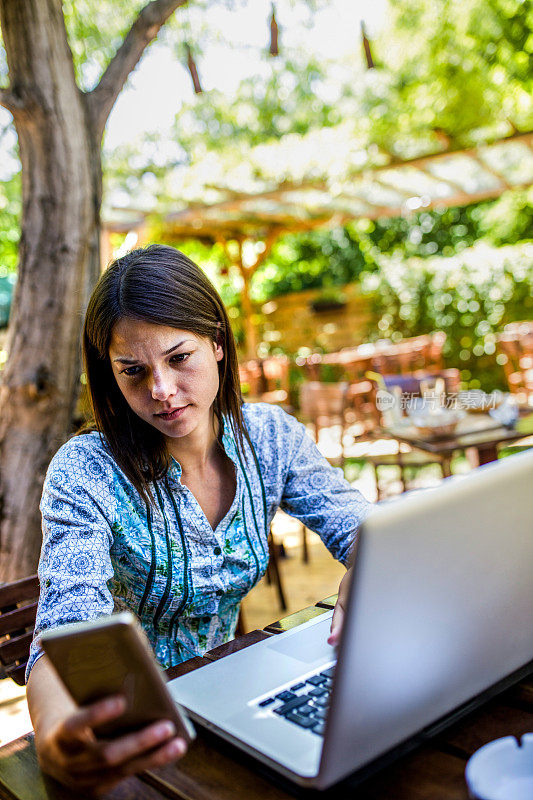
[36,694,188,796]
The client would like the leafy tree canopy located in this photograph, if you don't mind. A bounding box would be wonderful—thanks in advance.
[172,57,345,155]
[364,0,533,153]
[2,0,532,290]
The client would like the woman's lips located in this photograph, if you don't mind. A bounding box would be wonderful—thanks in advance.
[155,405,188,421]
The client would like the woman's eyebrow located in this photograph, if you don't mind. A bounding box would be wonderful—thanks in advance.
[162,339,193,356]
[112,339,193,364]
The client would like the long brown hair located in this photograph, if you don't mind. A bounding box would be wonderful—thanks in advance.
[83,244,246,502]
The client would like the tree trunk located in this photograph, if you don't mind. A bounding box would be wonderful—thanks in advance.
[0,0,101,581]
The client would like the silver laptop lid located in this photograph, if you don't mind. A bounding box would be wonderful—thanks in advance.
[318,449,533,788]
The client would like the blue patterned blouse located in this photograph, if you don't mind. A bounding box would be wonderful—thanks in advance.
[26,403,370,681]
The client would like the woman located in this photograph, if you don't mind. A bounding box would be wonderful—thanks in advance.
[26,244,370,792]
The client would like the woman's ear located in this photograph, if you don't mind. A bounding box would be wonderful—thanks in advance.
[214,323,224,361]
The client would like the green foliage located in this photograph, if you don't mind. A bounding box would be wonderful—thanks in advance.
[355,188,533,260]
[0,171,20,274]
[62,0,149,90]
[368,0,533,151]
[476,188,533,246]
[173,57,342,155]
[248,189,532,303]
[251,227,375,302]
[360,244,533,390]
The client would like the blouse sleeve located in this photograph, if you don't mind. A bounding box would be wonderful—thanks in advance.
[278,413,371,566]
[25,438,116,682]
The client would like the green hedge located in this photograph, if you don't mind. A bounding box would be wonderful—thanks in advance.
[360,244,533,391]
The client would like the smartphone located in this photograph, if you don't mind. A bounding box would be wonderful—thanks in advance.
[41,611,195,741]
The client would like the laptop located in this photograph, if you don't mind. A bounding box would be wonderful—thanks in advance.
[168,449,533,790]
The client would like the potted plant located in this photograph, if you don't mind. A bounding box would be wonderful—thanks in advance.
[309,289,347,313]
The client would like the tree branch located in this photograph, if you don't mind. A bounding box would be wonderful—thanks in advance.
[0,86,25,114]
[87,0,189,140]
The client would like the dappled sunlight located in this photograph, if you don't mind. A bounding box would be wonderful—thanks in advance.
[0,680,32,748]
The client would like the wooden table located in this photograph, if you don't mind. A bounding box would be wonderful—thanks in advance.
[382,412,532,465]
[1,598,532,800]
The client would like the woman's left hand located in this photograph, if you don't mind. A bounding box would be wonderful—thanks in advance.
[327,567,352,647]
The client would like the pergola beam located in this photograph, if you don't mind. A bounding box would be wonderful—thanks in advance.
[362,130,532,180]
[160,131,533,232]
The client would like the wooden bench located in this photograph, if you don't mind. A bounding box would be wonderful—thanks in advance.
[0,575,39,686]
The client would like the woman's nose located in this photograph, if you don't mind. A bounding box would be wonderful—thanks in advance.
[150,370,175,401]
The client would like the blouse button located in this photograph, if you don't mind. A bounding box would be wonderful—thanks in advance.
[213,546,221,556]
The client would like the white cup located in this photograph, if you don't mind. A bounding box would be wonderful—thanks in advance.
[465,734,533,800]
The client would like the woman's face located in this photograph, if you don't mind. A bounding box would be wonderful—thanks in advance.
[109,318,223,442]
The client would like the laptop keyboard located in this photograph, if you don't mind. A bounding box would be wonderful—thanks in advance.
[255,665,335,736]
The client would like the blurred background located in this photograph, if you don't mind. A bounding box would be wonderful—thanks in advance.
[1,0,532,389]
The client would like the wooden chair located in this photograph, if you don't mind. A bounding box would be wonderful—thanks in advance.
[295,352,323,382]
[496,322,533,402]
[302,348,375,383]
[298,381,350,466]
[371,332,446,375]
[0,575,39,685]
[239,355,291,408]
[343,380,380,442]
[238,359,264,397]
[297,380,361,563]
[381,367,461,400]
[265,528,288,611]
[260,355,291,407]
[366,449,452,500]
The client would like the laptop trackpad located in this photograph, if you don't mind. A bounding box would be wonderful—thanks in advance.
[266,618,334,664]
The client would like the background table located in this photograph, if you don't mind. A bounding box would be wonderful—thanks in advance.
[1,598,532,800]
[383,411,531,465]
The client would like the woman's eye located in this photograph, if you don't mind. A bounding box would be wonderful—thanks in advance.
[121,365,143,377]
[171,352,190,364]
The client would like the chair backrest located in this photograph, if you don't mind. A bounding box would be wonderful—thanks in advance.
[238,359,265,396]
[239,355,290,403]
[299,381,349,423]
[383,368,460,397]
[261,355,290,395]
[368,368,461,425]
[371,332,445,375]
[0,574,39,685]
[496,323,533,396]
[295,352,323,381]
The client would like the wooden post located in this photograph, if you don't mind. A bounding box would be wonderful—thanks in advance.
[235,241,258,360]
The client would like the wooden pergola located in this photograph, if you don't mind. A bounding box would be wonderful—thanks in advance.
[103,128,533,357]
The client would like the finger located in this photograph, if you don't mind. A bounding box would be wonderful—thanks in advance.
[328,605,344,646]
[101,720,177,767]
[112,736,187,779]
[329,603,342,633]
[57,696,127,744]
